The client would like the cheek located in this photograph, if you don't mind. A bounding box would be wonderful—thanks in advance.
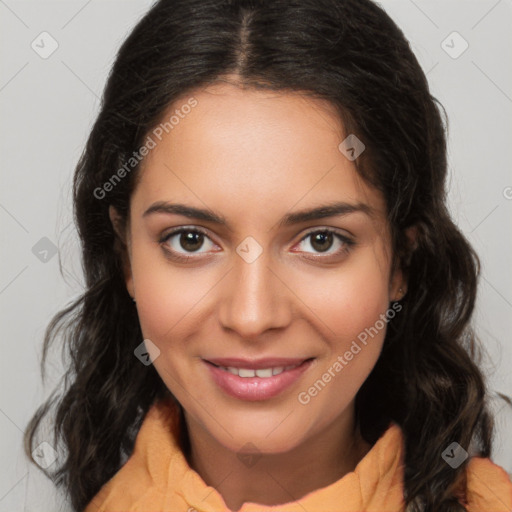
[294,249,391,341]
[293,251,391,409]
[296,295,389,436]
[130,251,214,396]
[130,243,214,341]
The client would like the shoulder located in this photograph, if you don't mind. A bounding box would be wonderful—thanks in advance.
[460,456,512,511]
[82,397,181,512]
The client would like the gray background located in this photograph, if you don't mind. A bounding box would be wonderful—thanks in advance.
[1,0,511,510]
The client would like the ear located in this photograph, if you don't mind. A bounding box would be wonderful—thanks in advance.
[109,205,135,300]
[389,225,418,301]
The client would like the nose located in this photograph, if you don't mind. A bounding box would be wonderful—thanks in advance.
[217,248,292,339]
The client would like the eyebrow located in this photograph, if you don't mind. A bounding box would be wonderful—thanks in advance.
[142,200,376,229]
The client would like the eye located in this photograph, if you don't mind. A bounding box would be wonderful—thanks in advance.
[293,229,355,258]
[159,226,355,263]
[159,227,218,260]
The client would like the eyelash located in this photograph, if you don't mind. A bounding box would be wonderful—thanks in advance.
[158,226,355,263]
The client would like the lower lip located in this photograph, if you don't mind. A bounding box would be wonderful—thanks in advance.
[204,359,314,401]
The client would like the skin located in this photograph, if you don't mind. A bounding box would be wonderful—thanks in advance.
[110,78,409,511]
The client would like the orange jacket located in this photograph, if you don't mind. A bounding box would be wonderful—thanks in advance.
[84,397,512,512]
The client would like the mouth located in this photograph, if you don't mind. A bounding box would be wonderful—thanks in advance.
[203,357,315,401]
[204,358,314,377]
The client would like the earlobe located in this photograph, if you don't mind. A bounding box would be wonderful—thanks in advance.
[108,205,135,300]
[390,270,407,302]
[395,286,406,301]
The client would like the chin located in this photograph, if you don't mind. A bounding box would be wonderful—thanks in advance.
[202,409,314,454]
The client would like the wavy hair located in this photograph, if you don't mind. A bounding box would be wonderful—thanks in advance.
[24,0,504,510]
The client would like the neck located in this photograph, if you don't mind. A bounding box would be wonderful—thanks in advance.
[184,404,371,512]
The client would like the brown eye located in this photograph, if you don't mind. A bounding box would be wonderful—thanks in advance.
[160,227,217,259]
[179,230,205,252]
[294,229,355,259]
[310,231,334,253]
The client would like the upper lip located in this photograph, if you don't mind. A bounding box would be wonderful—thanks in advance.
[204,357,313,369]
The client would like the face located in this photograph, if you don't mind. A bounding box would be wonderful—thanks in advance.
[112,80,405,454]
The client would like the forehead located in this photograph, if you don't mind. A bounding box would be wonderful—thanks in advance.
[130,81,386,227]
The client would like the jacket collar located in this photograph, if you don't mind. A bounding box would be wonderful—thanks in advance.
[139,396,406,511]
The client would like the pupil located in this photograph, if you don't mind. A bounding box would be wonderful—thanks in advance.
[311,232,333,252]
[181,231,203,252]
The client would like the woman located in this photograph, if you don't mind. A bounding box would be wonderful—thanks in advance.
[24,0,512,511]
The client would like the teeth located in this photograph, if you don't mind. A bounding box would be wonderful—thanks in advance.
[255,368,273,378]
[217,364,298,378]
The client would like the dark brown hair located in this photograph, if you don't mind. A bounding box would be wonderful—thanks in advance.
[24,0,505,510]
